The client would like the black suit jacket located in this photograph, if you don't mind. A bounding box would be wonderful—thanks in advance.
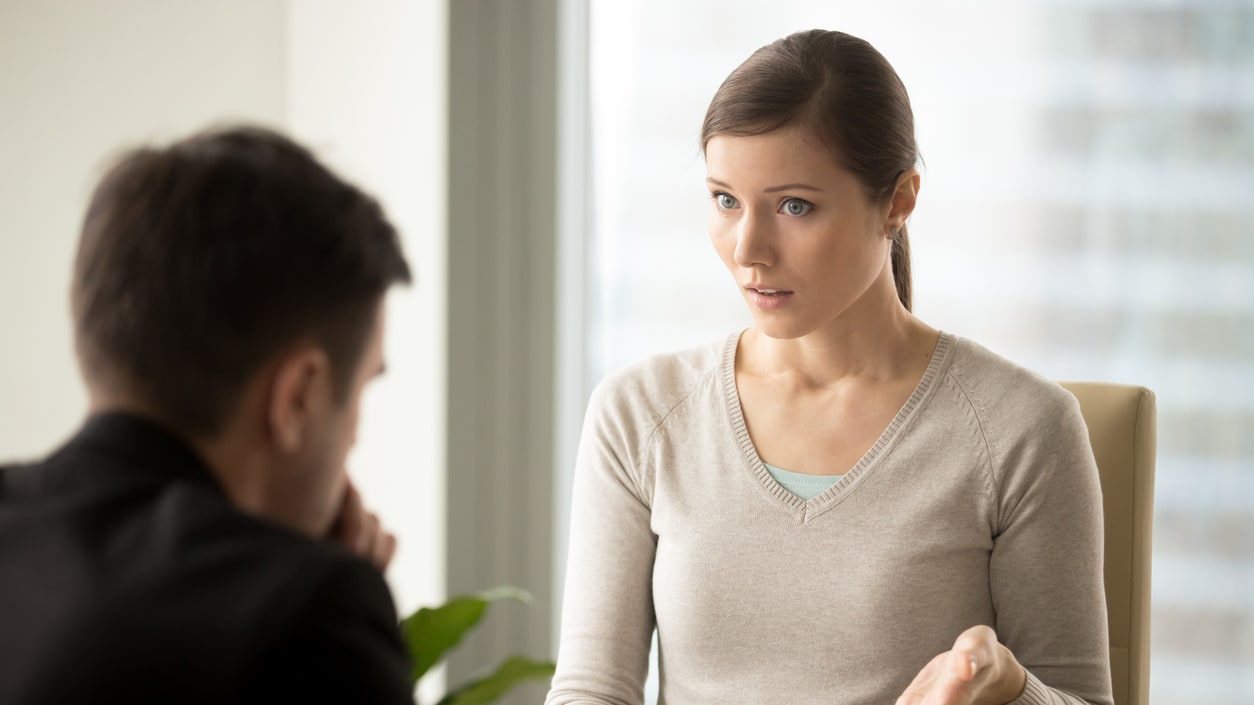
[0,413,415,704]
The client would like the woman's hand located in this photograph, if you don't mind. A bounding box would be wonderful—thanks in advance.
[896,625,1026,705]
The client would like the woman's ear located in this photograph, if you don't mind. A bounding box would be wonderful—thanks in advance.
[266,346,333,454]
[885,168,921,235]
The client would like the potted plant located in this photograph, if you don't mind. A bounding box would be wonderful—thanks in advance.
[401,586,556,705]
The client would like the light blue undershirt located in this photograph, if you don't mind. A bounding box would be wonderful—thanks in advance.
[763,463,843,500]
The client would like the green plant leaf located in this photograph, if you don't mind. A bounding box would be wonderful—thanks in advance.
[435,655,556,705]
[401,586,534,682]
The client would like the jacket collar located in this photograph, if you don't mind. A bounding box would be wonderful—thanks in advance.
[63,411,224,492]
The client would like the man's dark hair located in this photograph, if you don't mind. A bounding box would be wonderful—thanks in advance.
[72,125,412,437]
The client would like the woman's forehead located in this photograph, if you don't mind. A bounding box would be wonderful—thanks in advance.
[705,129,853,188]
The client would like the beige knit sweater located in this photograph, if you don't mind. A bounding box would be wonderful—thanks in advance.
[547,331,1112,705]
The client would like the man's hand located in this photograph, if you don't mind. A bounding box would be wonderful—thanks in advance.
[327,480,397,571]
[896,625,1026,705]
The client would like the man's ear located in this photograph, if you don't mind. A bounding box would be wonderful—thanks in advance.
[884,168,921,235]
[267,346,333,454]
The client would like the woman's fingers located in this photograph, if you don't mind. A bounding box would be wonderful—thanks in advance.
[896,625,1025,705]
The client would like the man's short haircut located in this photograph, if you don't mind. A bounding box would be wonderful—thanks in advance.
[72,125,412,437]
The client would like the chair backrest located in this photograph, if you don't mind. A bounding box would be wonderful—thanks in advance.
[1060,382,1156,705]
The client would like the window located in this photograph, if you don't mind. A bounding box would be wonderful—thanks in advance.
[578,2,1254,703]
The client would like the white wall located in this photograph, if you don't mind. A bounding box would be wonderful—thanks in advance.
[0,0,446,629]
[284,0,448,621]
[0,0,287,458]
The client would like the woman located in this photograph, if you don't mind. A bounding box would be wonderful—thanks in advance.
[547,30,1111,705]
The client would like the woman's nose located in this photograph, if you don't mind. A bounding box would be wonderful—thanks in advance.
[733,211,774,268]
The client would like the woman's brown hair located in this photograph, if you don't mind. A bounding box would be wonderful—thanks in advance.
[701,29,919,311]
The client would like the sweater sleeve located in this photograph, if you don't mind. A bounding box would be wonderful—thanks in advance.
[547,378,658,705]
[987,390,1114,705]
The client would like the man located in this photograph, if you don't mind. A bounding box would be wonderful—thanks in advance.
[0,126,416,704]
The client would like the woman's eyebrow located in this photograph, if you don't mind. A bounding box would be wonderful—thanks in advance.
[705,177,822,194]
[764,183,822,193]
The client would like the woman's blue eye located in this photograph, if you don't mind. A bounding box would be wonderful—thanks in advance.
[781,198,813,216]
[715,193,738,209]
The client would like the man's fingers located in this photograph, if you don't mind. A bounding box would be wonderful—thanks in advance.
[358,516,395,571]
[357,511,379,553]
[332,481,365,542]
[328,481,396,571]
[377,530,397,569]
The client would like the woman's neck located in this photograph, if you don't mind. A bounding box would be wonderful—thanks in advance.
[741,304,937,391]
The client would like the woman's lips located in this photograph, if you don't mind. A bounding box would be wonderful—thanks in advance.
[746,287,794,310]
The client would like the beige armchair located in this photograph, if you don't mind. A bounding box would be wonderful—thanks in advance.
[1060,382,1157,705]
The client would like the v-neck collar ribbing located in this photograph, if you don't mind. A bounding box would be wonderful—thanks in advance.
[720,329,955,523]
